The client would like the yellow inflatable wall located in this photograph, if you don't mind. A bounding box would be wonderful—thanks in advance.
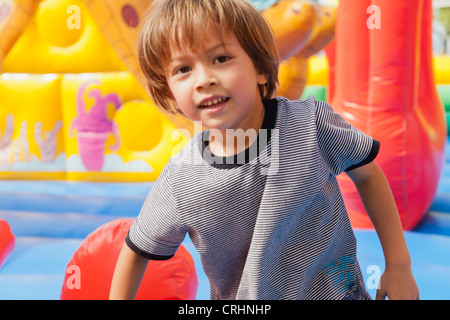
[0,73,64,179]
[0,0,339,181]
[0,0,186,181]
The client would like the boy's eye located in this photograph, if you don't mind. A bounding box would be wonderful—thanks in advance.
[214,56,230,64]
[175,66,191,74]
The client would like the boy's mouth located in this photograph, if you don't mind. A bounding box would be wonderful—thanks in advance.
[199,97,230,109]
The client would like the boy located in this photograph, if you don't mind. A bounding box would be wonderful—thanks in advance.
[110,0,419,300]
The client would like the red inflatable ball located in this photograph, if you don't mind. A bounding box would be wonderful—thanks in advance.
[60,218,198,300]
[0,219,15,269]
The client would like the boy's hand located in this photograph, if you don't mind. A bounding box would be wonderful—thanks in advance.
[376,264,420,300]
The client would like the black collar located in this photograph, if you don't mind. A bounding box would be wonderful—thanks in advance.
[201,98,278,169]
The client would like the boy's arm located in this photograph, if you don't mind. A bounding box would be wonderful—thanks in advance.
[346,161,420,300]
[109,242,149,300]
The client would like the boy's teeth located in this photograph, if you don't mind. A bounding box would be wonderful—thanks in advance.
[202,97,226,107]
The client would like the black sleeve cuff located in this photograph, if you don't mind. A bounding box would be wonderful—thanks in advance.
[345,139,380,172]
[125,231,175,261]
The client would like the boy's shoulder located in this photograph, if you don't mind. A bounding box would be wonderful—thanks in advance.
[277,95,316,104]
[275,95,323,125]
[276,95,318,113]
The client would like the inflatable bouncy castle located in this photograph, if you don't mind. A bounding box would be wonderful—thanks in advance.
[0,0,335,182]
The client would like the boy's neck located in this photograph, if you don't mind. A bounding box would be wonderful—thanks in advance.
[208,106,266,157]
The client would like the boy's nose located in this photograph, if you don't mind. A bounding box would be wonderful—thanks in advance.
[195,67,218,90]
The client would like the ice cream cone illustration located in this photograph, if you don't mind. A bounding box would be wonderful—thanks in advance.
[69,80,121,171]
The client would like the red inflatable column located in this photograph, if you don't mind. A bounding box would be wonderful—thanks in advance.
[331,0,373,229]
[0,219,15,269]
[333,0,445,230]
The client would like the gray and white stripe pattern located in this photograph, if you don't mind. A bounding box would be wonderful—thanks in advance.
[128,96,377,300]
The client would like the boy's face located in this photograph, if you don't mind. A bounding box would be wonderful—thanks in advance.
[165,25,268,131]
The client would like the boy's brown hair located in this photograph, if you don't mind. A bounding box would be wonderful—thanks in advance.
[138,0,279,114]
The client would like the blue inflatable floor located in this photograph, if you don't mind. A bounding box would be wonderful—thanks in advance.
[2,140,450,299]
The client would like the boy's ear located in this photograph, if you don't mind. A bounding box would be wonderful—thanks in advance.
[257,72,269,86]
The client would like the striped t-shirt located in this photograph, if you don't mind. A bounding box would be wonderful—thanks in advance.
[127,96,379,300]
